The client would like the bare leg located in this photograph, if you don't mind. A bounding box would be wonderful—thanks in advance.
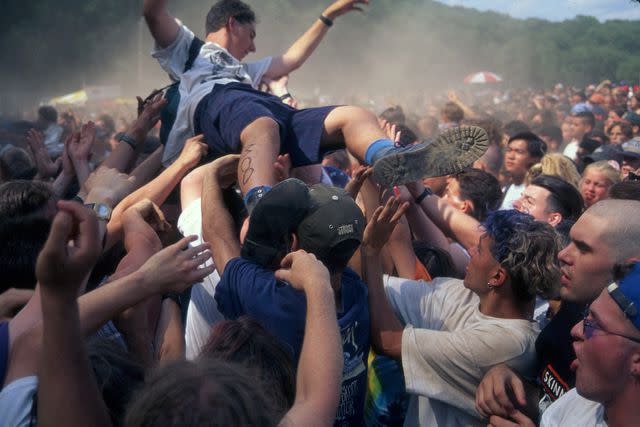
[322,106,388,163]
[237,117,281,196]
[323,106,489,186]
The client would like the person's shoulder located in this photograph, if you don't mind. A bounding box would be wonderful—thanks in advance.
[224,257,274,279]
[541,388,603,427]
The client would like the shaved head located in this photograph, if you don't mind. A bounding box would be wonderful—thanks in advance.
[585,199,640,262]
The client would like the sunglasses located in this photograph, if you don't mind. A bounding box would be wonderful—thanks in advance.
[582,311,640,345]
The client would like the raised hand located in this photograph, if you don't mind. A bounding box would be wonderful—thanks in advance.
[135,92,167,133]
[137,236,215,295]
[323,0,369,19]
[176,134,208,170]
[263,75,298,108]
[344,165,372,200]
[381,119,401,144]
[61,133,75,177]
[35,201,102,297]
[123,199,170,234]
[363,196,409,251]
[275,250,331,291]
[206,154,241,189]
[274,153,292,182]
[26,128,61,178]
[69,122,96,163]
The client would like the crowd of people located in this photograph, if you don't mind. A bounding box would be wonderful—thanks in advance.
[1,0,640,426]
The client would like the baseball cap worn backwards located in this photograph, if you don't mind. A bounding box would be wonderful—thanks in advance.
[241,178,310,268]
[296,184,364,265]
[608,263,640,330]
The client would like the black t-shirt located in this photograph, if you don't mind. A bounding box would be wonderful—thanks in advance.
[534,301,584,412]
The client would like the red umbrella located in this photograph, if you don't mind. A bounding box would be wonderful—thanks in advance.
[464,71,503,84]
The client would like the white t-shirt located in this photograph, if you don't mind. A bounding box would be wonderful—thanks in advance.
[0,376,38,427]
[177,198,223,360]
[383,276,540,427]
[152,21,272,166]
[562,140,579,162]
[500,183,525,210]
[541,388,606,427]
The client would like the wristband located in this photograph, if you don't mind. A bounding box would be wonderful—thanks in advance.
[118,133,138,151]
[415,187,433,204]
[319,15,333,27]
[279,93,293,101]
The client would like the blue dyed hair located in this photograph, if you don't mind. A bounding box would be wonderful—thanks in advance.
[482,210,561,301]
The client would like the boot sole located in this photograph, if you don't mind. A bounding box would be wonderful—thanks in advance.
[372,125,490,187]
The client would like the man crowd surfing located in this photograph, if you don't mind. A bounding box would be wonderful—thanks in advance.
[2,0,640,426]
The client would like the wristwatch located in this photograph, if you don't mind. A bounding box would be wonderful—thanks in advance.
[85,203,113,221]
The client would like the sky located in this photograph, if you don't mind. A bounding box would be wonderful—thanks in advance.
[434,0,640,21]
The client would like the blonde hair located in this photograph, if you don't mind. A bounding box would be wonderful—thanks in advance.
[525,153,581,189]
[581,160,622,188]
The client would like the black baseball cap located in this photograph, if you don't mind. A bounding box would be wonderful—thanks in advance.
[296,185,364,267]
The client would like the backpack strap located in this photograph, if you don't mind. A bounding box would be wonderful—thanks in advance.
[159,37,205,146]
[184,37,205,72]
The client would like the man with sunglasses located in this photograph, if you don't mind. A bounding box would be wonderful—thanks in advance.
[537,262,640,426]
[477,199,640,424]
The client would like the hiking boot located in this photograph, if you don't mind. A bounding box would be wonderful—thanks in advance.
[241,178,310,268]
[372,125,489,186]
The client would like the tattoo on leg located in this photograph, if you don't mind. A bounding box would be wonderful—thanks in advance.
[240,143,255,185]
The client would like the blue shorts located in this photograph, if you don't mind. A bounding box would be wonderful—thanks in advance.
[195,82,338,167]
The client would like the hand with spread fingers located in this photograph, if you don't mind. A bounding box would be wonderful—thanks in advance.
[381,119,401,144]
[363,195,410,251]
[137,236,215,295]
[344,165,372,200]
[135,92,167,133]
[68,122,96,163]
[35,201,102,298]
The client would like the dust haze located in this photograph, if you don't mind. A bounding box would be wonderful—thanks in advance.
[2,1,506,114]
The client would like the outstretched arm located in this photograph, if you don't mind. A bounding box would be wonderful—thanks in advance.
[362,196,409,360]
[36,201,110,427]
[201,155,242,274]
[406,181,482,251]
[143,0,180,48]
[264,0,368,79]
